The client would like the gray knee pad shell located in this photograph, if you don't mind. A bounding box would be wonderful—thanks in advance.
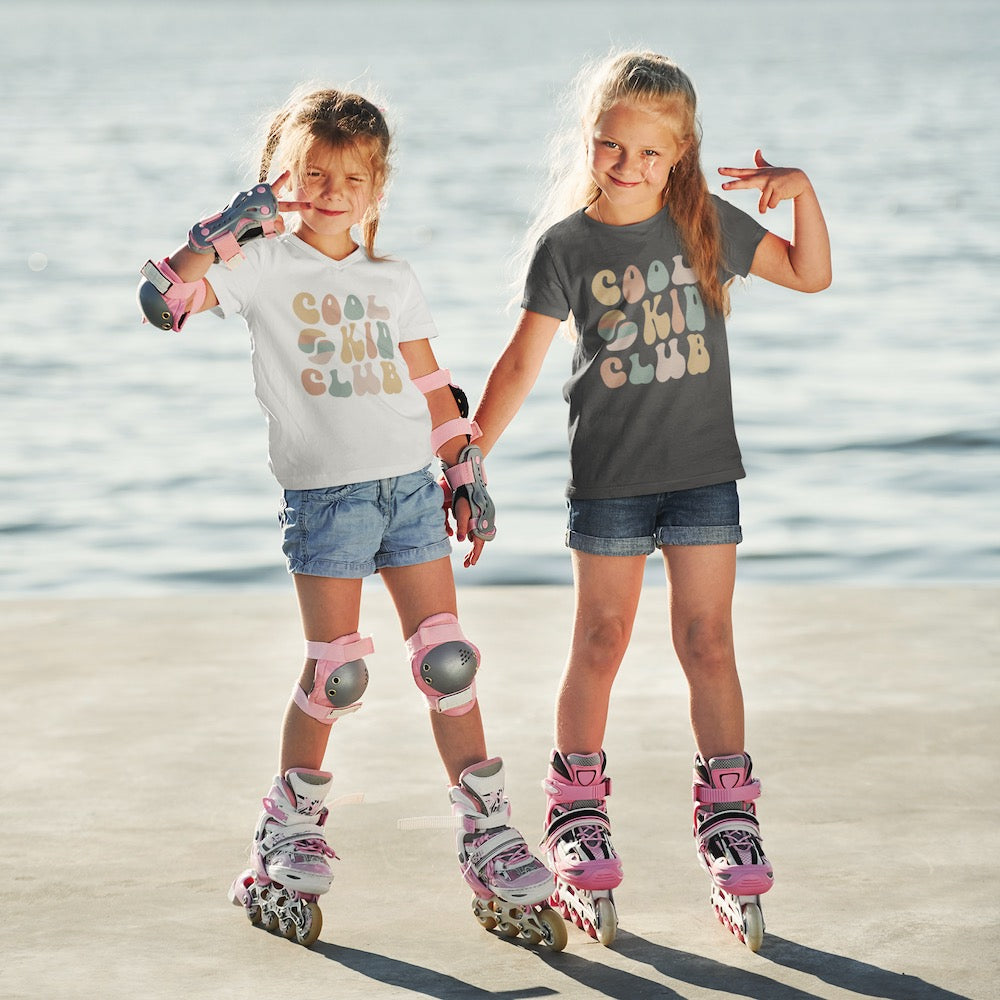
[406,613,480,715]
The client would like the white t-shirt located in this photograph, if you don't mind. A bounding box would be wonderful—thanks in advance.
[208,234,437,489]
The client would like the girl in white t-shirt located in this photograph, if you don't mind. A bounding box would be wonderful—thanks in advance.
[137,85,556,947]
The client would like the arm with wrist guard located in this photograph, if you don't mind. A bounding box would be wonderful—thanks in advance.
[137,182,279,330]
[412,368,497,542]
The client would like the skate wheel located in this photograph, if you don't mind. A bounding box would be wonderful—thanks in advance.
[537,908,568,952]
[742,902,764,953]
[473,899,497,931]
[260,910,278,933]
[246,904,262,926]
[496,918,519,938]
[595,896,618,947]
[295,901,323,947]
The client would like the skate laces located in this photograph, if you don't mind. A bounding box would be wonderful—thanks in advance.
[552,800,614,860]
[474,827,540,881]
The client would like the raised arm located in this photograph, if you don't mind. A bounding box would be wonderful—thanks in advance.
[137,171,310,329]
[473,309,563,458]
[719,150,832,293]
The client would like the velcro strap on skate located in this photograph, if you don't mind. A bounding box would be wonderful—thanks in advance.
[466,825,524,867]
[542,774,612,802]
[455,800,513,835]
[444,444,496,541]
[693,777,760,804]
[187,183,279,268]
[305,635,374,663]
[696,809,762,841]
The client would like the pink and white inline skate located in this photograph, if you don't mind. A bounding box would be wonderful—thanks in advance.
[542,750,622,946]
[451,757,566,951]
[229,768,336,947]
[692,752,773,952]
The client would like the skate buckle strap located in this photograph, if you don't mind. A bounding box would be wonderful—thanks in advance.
[697,810,762,841]
[543,774,612,802]
[693,777,761,804]
[456,799,512,835]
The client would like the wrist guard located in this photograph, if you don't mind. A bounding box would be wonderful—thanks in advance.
[412,368,482,452]
[445,445,496,541]
[187,183,279,268]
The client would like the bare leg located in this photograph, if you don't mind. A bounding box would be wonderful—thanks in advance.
[554,552,646,753]
[662,544,744,760]
[380,558,487,785]
[280,574,364,774]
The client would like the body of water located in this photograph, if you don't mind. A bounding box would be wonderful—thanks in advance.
[1,0,997,595]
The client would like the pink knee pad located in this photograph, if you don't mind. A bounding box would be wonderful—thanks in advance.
[406,613,479,716]
[293,632,373,725]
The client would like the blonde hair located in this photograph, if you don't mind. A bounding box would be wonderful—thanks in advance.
[516,50,730,318]
[257,85,392,259]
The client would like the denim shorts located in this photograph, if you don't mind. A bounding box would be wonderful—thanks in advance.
[566,481,742,556]
[279,467,452,578]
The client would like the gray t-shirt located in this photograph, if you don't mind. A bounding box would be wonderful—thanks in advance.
[523,196,767,499]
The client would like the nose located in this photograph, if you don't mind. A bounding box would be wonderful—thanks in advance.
[615,149,641,178]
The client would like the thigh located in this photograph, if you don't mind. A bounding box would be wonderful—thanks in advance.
[379,556,458,638]
[662,544,737,634]
[570,550,647,647]
[293,573,365,641]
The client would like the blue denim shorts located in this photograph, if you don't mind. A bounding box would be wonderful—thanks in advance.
[279,467,452,578]
[566,481,742,556]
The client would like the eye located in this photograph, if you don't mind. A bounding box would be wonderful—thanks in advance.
[643,149,660,157]
[602,140,620,150]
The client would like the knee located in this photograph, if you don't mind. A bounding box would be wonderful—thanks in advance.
[574,614,632,671]
[673,618,735,677]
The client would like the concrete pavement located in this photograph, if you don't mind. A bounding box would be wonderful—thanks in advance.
[1,584,996,999]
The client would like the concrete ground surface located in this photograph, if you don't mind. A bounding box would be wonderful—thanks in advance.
[1,584,997,1000]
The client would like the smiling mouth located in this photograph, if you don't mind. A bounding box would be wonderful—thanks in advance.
[314,207,347,217]
[609,177,640,188]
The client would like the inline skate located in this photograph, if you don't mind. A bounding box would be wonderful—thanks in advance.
[542,750,622,946]
[451,757,567,951]
[692,752,772,952]
[229,768,337,947]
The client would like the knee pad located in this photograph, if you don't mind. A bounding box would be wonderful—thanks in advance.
[293,632,373,725]
[406,613,479,716]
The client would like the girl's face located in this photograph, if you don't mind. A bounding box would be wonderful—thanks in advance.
[588,101,688,224]
[292,140,382,258]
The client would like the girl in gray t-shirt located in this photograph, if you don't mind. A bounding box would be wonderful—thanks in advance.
[470,49,831,950]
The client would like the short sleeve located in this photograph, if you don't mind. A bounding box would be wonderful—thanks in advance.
[396,263,439,343]
[715,196,768,280]
[521,237,571,321]
[206,240,266,318]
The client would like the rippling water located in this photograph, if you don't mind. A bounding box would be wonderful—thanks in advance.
[1,0,997,595]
